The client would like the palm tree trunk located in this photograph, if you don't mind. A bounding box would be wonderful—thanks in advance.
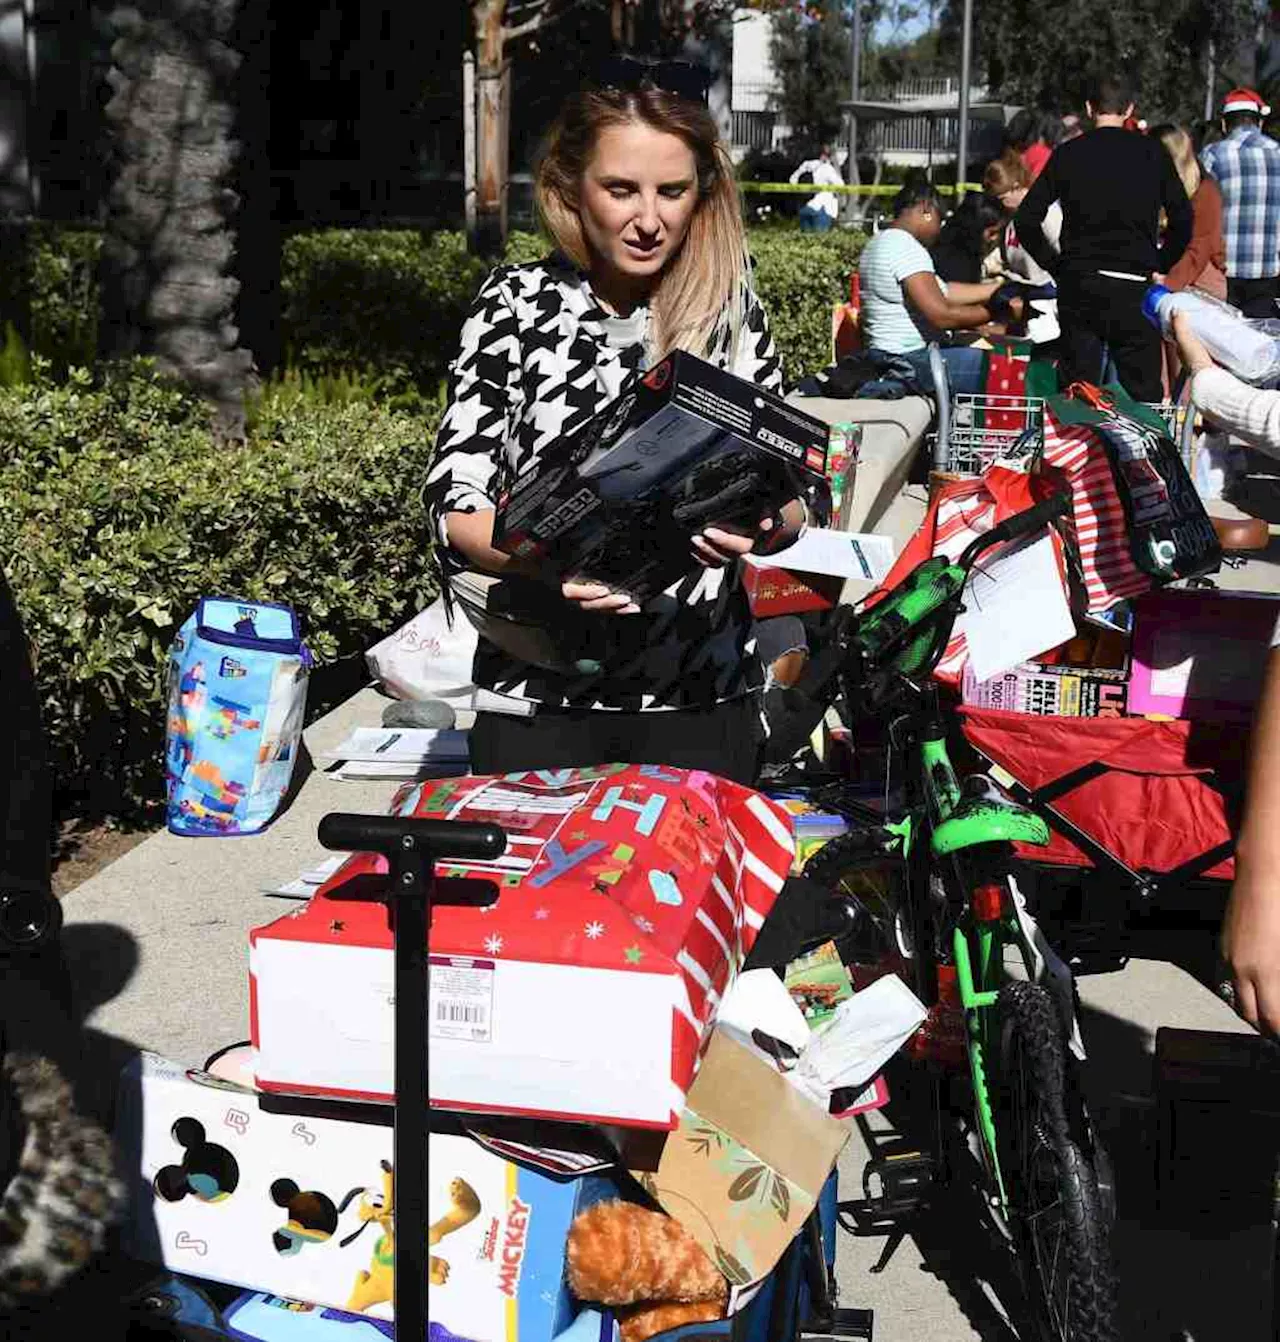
[99,0,254,439]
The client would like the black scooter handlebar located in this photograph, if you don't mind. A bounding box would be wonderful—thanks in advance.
[317,813,506,862]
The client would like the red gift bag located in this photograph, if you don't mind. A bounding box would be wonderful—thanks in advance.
[871,464,1070,684]
[1040,402,1154,614]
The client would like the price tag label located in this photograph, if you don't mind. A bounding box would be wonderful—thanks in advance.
[428,956,495,1043]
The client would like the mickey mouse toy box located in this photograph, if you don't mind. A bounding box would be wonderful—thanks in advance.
[492,351,830,602]
[117,1053,614,1339]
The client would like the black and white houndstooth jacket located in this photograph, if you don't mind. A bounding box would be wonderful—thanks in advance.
[425,254,786,712]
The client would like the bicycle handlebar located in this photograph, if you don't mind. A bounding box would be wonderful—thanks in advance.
[957,492,1070,571]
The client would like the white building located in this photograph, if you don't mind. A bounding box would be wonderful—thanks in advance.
[727,6,996,168]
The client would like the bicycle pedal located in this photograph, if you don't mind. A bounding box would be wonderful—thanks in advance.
[801,1307,875,1341]
[841,1151,937,1232]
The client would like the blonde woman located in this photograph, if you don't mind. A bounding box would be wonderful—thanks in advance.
[1152,123,1227,296]
[426,57,807,780]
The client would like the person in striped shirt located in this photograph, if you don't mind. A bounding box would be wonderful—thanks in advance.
[1201,88,1280,319]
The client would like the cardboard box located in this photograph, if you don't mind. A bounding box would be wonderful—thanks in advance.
[493,351,829,602]
[741,564,844,617]
[250,766,795,1129]
[742,529,895,618]
[1129,589,1280,722]
[961,660,1130,717]
[622,1030,849,1286]
[116,1053,614,1340]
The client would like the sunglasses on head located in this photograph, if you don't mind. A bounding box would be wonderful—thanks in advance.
[591,55,712,105]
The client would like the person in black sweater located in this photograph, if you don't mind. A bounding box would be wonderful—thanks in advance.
[1014,71,1192,400]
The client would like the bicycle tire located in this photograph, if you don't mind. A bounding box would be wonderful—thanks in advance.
[801,825,913,990]
[995,980,1120,1342]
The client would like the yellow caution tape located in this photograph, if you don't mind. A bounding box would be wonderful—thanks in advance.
[738,181,985,196]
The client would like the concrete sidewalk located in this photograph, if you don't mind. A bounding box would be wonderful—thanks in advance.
[62,686,400,1077]
[62,474,1280,1341]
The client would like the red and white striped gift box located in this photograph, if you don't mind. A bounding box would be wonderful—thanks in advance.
[250,764,794,1129]
[1041,406,1152,613]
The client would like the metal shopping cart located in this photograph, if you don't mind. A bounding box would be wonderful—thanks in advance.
[938,393,1191,476]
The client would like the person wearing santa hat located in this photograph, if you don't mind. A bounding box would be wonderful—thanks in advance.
[1201,87,1280,318]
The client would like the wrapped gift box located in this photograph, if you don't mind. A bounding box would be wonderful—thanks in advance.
[1129,589,1280,722]
[250,766,794,1129]
[742,529,895,618]
[116,1053,613,1340]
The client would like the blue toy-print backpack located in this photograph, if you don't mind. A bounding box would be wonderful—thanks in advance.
[165,598,311,837]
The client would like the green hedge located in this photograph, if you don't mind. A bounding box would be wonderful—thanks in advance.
[281,227,861,391]
[745,230,863,385]
[17,224,861,394]
[0,364,440,816]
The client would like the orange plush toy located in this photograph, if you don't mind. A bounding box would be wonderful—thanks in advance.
[566,1201,728,1342]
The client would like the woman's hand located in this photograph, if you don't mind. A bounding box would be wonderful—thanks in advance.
[1221,866,1280,1036]
[561,580,641,615]
[1170,309,1214,375]
[691,502,806,568]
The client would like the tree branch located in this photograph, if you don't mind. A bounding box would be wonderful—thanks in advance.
[503,0,586,44]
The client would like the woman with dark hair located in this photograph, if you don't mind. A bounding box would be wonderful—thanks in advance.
[931,191,1006,284]
[426,57,812,781]
[1004,108,1053,179]
[857,178,1020,394]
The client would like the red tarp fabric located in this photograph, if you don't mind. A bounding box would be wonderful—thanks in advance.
[959,707,1248,879]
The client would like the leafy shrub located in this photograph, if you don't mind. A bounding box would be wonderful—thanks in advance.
[747,230,865,384]
[279,228,546,397]
[20,223,861,396]
[282,226,862,392]
[0,362,440,816]
[29,225,101,376]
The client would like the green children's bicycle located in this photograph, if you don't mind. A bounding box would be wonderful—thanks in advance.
[773,493,1120,1342]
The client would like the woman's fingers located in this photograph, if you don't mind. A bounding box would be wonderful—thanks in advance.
[1236,976,1261,1031]
[561,580,639,613]
[699,527,756,557]
[690,534,725,567]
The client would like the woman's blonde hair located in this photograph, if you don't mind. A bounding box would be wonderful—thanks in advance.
[1154,124,1201,198]
[534,86,746,360]
[982,148,1031,198]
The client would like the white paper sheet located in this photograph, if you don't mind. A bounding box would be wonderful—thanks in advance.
[959,534,1075,683]
[743,529,897,581]
[320,726,470,763]
[262,853,347,899]
[794,976,929,1104]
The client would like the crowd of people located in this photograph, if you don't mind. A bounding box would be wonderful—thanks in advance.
[854,73,1280,421]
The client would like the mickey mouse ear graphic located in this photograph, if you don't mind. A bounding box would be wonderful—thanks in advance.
[1222,88,1272,118]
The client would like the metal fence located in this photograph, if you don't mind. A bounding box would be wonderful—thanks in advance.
[729,76,999,158]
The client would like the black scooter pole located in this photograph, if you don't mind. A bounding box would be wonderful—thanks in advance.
[319,813,506,1341]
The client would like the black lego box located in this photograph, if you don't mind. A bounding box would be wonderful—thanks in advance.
[492,351,831,602]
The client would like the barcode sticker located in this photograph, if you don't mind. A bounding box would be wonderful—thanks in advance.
[428,956,495,1044]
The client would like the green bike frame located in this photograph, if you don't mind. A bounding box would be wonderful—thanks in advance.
[890,709,1051,1214]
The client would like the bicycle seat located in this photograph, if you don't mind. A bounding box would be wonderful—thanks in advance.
[930,774,1049,856]
[1211,514,1270,553]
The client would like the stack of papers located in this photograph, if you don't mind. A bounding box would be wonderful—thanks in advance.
[320,726,470,780]
[262,853,348,901]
